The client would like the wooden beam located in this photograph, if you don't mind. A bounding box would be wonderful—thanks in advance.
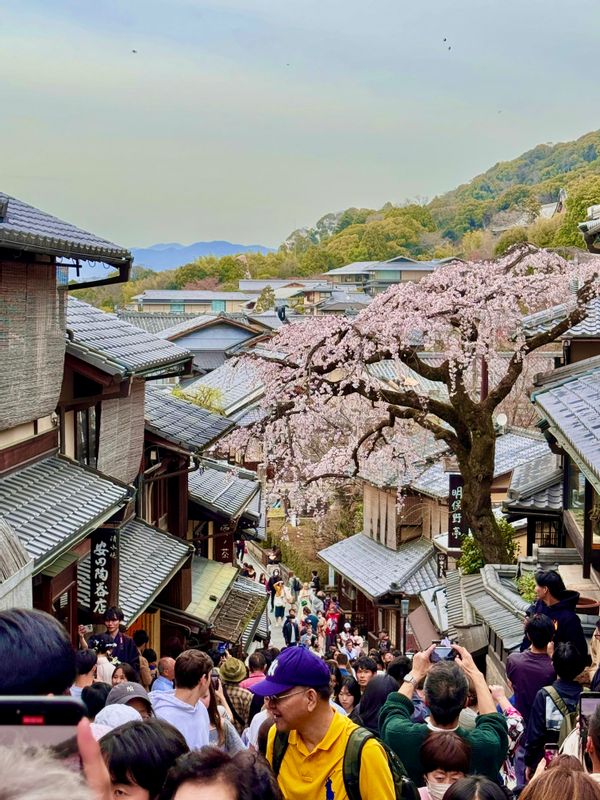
[0,429,58,474]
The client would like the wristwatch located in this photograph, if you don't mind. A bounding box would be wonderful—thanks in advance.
[402,672,418,687]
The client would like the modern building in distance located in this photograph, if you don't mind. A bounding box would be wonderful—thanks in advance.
[322,255,459,296]
[133,290,256,314]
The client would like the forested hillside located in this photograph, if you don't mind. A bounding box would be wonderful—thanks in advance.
[75,129,600,310]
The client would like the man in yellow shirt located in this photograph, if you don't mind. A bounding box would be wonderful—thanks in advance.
[250,646,396,800]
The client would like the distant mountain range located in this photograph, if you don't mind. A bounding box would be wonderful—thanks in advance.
[131,240,274,270]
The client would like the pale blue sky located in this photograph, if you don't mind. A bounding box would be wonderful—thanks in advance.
[1,0,598,248]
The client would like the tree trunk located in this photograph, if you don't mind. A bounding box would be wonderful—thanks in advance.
[455,415,510,564]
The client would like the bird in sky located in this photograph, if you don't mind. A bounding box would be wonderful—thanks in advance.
[132,49,138,54]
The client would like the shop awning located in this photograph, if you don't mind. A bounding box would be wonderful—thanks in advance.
[408,605,441,650]
[78,517,192,624]
[188,461,260,520]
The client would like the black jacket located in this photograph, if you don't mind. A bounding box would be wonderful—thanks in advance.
[283,619,300,646]
[524,678,582,767]
[112,632,140,672]
[520,591,588,662]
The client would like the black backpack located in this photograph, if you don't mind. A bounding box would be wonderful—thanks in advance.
[272,725,418,800]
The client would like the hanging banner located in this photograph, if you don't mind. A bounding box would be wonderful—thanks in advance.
[90,528,119,619]
[448,474,468,548]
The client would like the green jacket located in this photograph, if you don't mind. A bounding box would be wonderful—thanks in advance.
[379,693,509,786]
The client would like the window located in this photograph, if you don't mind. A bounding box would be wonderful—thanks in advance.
[567,459,585,530]
[76,405,99,467]
[534,519,560,548]
[170,302,185,313]
[211,300,226,312]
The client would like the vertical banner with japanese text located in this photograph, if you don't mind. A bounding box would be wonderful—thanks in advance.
[90,528,119,620]
[448,474,468,548]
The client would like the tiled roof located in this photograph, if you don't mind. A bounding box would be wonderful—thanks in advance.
[521,297,600,339]
[368,357,449,401]
[533,360,600,490]
[188,461,260,520]
[117,312,216,335]
[184,358,263,416]
[242,605,269,648]
[412,431,550,498]
[319,292,372,311]
[145,386,234,452]
[318,533,439,600]
[326,261,382,276]
[462,565,529,653]
[78,518,192,624]
[156,315,263,341]
[503,453,563,514]
[211,575,268,643]
[134,290,255,302]
[239,279,330,292]
[185,557,238,622]
[0,192,130,265]
[67,298,193,377]
[0,456,130,570]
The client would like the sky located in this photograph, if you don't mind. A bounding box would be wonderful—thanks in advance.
[1,0,599,249]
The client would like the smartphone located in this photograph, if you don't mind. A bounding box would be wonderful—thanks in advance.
[0,696,85,748]
[544,743,559,766]
[580,692,600,747]
[430,646,457,662]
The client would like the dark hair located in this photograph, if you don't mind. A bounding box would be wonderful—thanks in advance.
[336,653,349,666]
[104,606,125,622]
[133,630,149,648]
[589,704,600,755]
[325,660,342,696]
[248,652,266,673]
[205,680,224,745]
[525,613,556,650]
[257,717,274,756]
[535,570,566,600]
[143,648,158,664]
[444,775,511,800]
[100,719,189,799]
[553,641,586,682]
[420,731,471,775]
[386,655,411,683]
[424,662,469,726]
[175,649,213,689]
[114,663,140,683]
[160,747,282,800]
[546,754,584,772]
[337,676,361,710]
[81,682,111,719]
[0,608,75,695]
[75,649,98,675]
[354,657,378,674]
[89,633,115,654]
[353,675,398,735]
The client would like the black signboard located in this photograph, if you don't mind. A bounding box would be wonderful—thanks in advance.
[448,474,468,548]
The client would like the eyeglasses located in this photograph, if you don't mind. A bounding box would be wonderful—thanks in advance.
[265,688,307,706]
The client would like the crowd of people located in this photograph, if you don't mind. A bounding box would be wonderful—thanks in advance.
[2,568,600,800]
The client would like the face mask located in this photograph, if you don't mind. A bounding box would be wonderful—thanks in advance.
[426,781,452,800]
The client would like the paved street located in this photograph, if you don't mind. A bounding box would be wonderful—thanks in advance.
[242,551,286,649]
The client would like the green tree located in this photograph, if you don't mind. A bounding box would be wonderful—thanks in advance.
[255,285,276,312]
[457,519,518,574]
[553,175,600,247]
[494,227,529,256]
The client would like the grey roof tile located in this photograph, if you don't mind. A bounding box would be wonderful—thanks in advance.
[318,533,439,600]
[188,461,260,519]
[522,297,600,339]
[117,312,213,335]
[0,456,130,567]
[533,362,600,488]
[184,358,264,416]
[78,518,192,623]
[145,385,234,452]
[67,298,193,377]
[412,431,551,498]
[211,575,268,643]
[503,453,563,514]
[0,192,130,265]
[134,290,255,302]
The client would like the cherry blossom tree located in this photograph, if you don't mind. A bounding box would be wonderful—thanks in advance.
[235,245,600,562]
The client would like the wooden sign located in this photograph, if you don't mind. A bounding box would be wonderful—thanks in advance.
[447,474,468,548]
[90,528,119,619]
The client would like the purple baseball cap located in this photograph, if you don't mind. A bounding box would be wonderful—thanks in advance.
[250,647,331,697]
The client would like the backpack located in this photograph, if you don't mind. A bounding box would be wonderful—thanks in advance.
[292,577,301,593]
[271,725,419,800]
[543,685,578,747]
